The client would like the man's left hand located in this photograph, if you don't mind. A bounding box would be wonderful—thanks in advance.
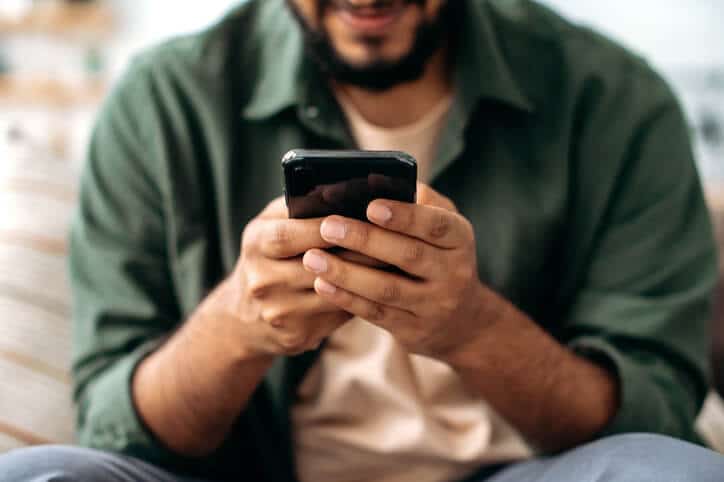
[302,184,495,359]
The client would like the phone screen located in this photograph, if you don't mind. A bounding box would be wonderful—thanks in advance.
[283,150,417,220]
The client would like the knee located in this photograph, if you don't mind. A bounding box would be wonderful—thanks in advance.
[0,445,105,482]
[583,433,724,482]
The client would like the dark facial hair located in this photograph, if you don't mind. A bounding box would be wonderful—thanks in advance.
[286,0,459,92]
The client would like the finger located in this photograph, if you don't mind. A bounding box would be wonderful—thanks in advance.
[259,196,289,219]
[259,290,344,328]
[313,277,415,330]
[255,218,334,258]
[268,310,352,356]
[335,249,390,269]
[366,200,473,249]
[416,183,457,212]
[245,258,317,296]
[319,216,441,278]
[303,249,424,312]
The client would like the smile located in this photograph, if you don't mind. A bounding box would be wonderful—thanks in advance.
[333,2,407,35]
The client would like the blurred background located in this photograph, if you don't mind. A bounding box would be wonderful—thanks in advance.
[0,0,722,178]
[0,0,722,452]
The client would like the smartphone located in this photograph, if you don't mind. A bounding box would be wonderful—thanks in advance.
[282,149,417,220]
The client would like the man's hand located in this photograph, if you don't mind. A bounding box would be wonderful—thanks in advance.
[216,196,353,358]
[301,184,491,359]
[304,185,617,452]
[133,196,354,456]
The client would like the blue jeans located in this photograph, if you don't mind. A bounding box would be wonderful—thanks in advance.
[0,434,722,481]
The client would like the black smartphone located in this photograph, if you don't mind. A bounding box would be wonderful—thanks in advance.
[282,149,417,220]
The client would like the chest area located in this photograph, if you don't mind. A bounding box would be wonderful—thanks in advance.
[170,117,568,320]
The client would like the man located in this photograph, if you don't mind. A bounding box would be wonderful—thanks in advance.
[1,0,723,480]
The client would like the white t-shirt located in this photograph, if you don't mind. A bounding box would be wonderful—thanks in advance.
[292,90,532,482]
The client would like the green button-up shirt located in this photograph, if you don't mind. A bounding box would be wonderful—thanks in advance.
[69,0,717,480]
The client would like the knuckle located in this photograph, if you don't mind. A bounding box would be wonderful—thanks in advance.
[264,222,291,257]
[365,303,386,321]
[248,282,271,300]
[429,212,451,239]
[269,317,286,329]
[399,207,416,232]
[349,223,370,248]
[272,221,290,244]
[272,222,289,243]
[329,261,348,286]
[401,242,426,266]
[246,273,272,299]
[380,282,402,303]
[279,330,308,351]
[262,307,286,326]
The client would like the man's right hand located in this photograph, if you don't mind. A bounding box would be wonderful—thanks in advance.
[133,197,352,456]
[204,196,353,359]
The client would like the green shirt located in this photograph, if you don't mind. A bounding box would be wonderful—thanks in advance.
[69,0,718,479]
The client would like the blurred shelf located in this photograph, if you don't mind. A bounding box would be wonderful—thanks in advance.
[0,75,106,107]
[0,2,114,39]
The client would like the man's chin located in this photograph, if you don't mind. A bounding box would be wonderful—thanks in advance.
[336,51,411,74]
[313,28,439,91]
[288,0,460,92]
[327,63,428,92]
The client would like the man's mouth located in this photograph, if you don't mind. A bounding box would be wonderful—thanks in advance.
[331,1,408,35]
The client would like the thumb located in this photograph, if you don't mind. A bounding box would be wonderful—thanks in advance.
[259,196,289,219]
[416,183,458,213]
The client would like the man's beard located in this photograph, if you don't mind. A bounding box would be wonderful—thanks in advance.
[286,0,460,92]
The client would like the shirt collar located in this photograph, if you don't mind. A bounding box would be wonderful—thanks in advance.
[240,0,306,120]
[455,0,535,114]
[241,0,535,121]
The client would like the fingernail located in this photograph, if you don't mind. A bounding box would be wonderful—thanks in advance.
[304,251,328,273]
[368,203,392,223]
[316,278,337,294]
[321,219,347,240]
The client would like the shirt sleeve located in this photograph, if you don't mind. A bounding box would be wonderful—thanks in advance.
[69,57,199,471]
[562,69,717,442]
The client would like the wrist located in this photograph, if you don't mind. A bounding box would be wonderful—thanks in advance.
[189,279,275,367]
[189,307,274,369]
[441,283,512,370]
[134,306,274,457]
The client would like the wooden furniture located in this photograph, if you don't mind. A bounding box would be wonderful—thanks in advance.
[0,1,113,39]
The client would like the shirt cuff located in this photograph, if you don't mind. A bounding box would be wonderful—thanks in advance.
[569,336,700,441]
[76,338,180,465]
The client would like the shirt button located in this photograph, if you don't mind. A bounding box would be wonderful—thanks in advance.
[304,105,320,119]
